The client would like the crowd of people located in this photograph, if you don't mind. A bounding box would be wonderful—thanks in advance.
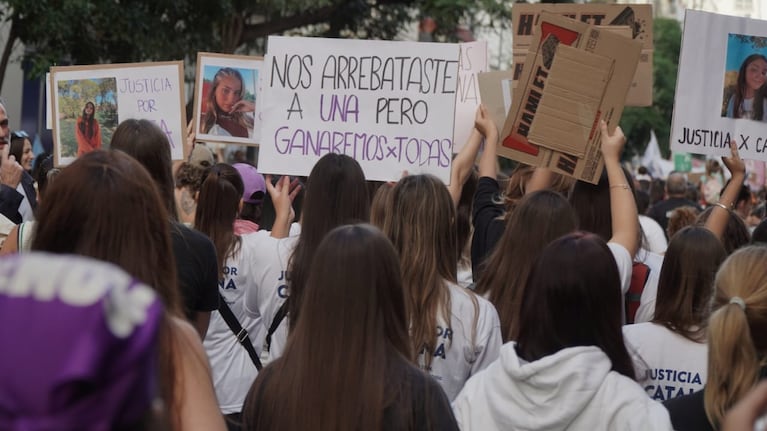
[2,96,767,431]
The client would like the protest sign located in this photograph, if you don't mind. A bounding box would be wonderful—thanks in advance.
[512,3,653,107]
[50,62,186,165]
[257,36,460,182]
[478,70,515,136]
[453,41,488,153]
[193,53,264,146]
[671,10,767,162]
[500,12,642,184]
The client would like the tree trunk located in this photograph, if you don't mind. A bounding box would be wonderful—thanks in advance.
[0,20,18,93]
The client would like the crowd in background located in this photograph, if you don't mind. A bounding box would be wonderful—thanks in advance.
[2,97,767,431]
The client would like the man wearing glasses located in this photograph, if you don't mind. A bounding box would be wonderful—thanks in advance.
[0,101,28,225]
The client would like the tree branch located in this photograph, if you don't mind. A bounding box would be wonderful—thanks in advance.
[238,4,342,44]
[0,20,18,92]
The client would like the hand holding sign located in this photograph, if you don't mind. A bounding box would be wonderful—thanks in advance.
[722,139,746,178]
[474,104,497,139]
[267,175,303,239]
[599,120,626,163]
[0,141,22,189]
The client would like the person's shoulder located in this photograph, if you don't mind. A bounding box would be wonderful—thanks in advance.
[171,223,215,250]
[622,322,665,340]
[599,371,674,429]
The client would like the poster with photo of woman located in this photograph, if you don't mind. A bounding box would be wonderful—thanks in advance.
[193,53,263,146]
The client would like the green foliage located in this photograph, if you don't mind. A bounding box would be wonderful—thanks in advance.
[2,0,508,83]
[620,18,682,160]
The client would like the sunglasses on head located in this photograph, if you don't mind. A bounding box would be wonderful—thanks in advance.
[11,130,28,139]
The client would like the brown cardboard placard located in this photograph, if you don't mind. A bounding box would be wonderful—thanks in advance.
[512,3,652,107]
[477,70,516,136]
[499,12,642,184]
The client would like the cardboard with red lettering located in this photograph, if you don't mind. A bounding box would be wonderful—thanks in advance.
[499,12,642,184]
[512,3,653,107]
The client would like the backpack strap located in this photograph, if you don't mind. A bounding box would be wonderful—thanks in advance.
[626,262,651,324]
[218,293,262,371]
[266,299,289,353]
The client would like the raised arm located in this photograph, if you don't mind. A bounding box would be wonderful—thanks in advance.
[525,168,554,194]
[475,105,498,180]
[601,121,639,259]
[706,140,746,241]
[268,175,302,239]
[448,128,483,206]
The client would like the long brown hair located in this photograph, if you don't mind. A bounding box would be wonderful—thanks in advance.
[652,226,725,341]
[516,232,636,380]
[287,153,369,328]
[30,150,184,429]
[110,119,179,221]
[382,174,461,368]
[704,246,767,427]
[202,68,254,134]
[475,190,577,341]
[732,54,767,120]
[194,163,243,277]
[243,224,412,431]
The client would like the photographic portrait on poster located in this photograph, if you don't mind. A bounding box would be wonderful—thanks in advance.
[721,33,767,121]
[671,11,767,163]
[56,78,117,159]
[193,53,263,146]
[50,61,187,166]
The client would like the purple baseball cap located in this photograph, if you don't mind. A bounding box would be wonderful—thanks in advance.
[0,253,163,431]
[233,163,266,204]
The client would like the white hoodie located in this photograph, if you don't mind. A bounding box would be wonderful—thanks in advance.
[452,344,672,431]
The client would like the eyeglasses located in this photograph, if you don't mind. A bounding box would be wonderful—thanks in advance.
[11,130,28,139]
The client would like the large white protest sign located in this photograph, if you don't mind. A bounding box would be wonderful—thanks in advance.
[453,41,488,153]
[258,36,460,182]
[51,62,186,165]
[672,11,767,161]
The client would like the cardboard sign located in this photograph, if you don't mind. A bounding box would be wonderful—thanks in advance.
[50,62,186,165]
[671,10,767,162]
[512,3,653,107]
[193,53,264,146]
[500,12,642,184]
[477,70,515,135]
[258,36,459,183]
[453,41,488,153]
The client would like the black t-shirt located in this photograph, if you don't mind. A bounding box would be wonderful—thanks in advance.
[170,222,219,319]
[246,356,460,430]
[471,176,506,281]
[663,390,713,431]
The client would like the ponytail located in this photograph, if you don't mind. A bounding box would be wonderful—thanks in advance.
[704,300,759,427]
[194,164,243,277]
[703,246,767,427]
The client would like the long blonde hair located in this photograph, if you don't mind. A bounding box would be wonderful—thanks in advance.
[381,175,459,368]
[705,246,767,426]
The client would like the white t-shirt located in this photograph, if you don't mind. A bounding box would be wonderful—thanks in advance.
[203,233,265,414]
[609,242,633,296]
[242,230,297,362]
[623,322,707,402]
[419,282,502,401]
[639,215,668,254]
[634,251,665,324]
